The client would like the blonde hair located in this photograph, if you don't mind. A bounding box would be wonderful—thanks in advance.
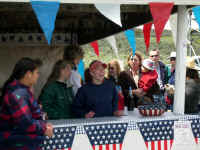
[107,60,121,77]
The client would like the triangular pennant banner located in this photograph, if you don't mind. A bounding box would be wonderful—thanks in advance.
[106,35,119,58]
[90,41,99,56]
[171,120,199,150]
[84,123,128,149]
[192,6,200,29]
[95,4,122,27]
[44,126,76,149]
[124,29,136,55]
[71,126,92,150]
[189,118,200,145]
[78,59,85,81]
[31,0,60,45]
[149,2,174,43]
[143,22,153,54]
[137,120,174,150]
[122,122,147,150]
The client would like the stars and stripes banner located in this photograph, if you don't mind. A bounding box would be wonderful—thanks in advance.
[42,117,200,150]
[43,126,76,150]
[84,123,128,150]
[190,118,200,144]
[137,120,175,150]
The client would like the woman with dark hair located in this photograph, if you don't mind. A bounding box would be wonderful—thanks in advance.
[39,60,74,119]
[63,45,84,95]
[72,60,122,118]
[0,57,53,150]
[185,57,200,114]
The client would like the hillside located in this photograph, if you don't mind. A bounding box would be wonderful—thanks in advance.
[82,29,200,69]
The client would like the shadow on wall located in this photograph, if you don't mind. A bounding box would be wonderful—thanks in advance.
[0,46,64,98]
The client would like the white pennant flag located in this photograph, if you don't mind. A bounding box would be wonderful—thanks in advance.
[71,126,92,150]
[122,124,147,150]
[169,14,177,47]
[171,121,199,150]
[95,4,122,27]
[106,35,119,58]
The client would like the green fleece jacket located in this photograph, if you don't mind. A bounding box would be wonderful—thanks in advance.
[39,81,74,120]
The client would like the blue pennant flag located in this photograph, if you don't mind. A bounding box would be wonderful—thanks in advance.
[125,29,136,55]
[78,59,85,81]
[31,0,60,45]
[193,6,200,29]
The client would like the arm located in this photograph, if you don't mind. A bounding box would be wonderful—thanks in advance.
[39,86,55,118]
[7,93,46,134]
[112,86,119,113]
[72,88,87,118]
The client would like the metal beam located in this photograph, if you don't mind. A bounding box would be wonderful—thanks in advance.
[0,0,200,5]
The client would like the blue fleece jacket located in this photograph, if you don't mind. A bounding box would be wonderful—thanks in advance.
[72,80,118,118]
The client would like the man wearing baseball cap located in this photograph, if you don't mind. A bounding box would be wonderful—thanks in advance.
[72,60,122,118]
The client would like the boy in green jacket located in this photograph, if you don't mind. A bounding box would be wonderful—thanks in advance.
[39,60,74,119]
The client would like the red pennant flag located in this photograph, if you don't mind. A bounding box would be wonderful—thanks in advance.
[143,22,153,54]
[90,41,99,56]
[149,2,174,43]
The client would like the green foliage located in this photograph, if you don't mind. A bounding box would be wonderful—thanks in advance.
[82,30,200,69]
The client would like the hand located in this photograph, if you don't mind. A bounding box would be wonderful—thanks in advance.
[45,123,53,138]
[133,88,145,97]
[85,111,95,118]
[113,110,123,117]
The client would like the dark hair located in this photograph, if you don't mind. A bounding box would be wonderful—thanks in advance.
[186,68,199,80]
[45,60,72,86]
[84,68,92,84]
[63,45,84,62]
[1,57,42,97]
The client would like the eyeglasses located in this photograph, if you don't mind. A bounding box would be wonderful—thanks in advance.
[170,57,176,61]
[150,55,159,58]
[108,67,114,70]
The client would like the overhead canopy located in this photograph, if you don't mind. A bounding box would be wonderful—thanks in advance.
[0,1,198,44]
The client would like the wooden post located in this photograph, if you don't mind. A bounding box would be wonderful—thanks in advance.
[173,5,188,114]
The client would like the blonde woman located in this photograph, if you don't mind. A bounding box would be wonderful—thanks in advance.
[107,60,125,111]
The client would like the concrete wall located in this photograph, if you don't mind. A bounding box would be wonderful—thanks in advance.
[0,45,64,98]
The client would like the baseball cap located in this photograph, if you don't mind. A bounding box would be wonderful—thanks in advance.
[89,60,107,72]
[170,51,176,58]
[142,59,155,71]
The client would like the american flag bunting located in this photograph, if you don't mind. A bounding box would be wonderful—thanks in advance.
[137,120,174,150]
[84,123,128,150]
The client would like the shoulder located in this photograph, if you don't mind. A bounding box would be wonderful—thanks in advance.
[104,79,115,87]
[71,70,81,78]
[44,81,58,90]
[159,61,166,68]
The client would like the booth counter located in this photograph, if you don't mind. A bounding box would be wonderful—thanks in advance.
[43,109,200,150]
